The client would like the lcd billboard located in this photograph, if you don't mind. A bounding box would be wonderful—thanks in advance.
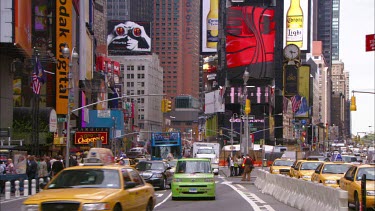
[283,0,310,51]
[107,20,151,55]
[201,0,218,53]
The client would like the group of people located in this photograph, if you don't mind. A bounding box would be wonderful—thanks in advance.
[0,154,79,194]
[227,154,254,181]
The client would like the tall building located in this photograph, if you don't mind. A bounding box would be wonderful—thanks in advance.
[331,0,340,61]
[107,0,153,21]
[316,0,333,68]
[152,0,201,100]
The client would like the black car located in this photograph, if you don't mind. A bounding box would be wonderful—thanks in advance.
[135,160,172,190]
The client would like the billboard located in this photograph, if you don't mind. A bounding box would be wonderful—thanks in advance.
[201,0,218,53]
[295,65,310,118]
[55,0,73,115]
[15,0,32,56]
[75,131,108,145]
[205,90,225,114]
[225,6,275,79]
[283,0,310,51]
[366,34,375,52]
[107,20,151,55]
[0,0,12,43]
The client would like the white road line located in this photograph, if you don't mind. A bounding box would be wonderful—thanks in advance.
[236,184,246,190]
[223,182,264,211]
[248,193,266,204]
[154,192,172,209]
[262,205,276,211]
[0,196,28,204]
[155,193,163,197]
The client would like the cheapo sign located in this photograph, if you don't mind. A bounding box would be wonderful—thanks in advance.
[74,130,109,145]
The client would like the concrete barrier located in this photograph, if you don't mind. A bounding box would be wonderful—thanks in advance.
[254,170,348,211]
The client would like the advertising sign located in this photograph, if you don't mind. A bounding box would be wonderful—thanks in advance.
[55,0,73,115]
[107,20,151,55]
[15,0,32,56]
[295,65,310,118]
[13,151,27,174]
[201,0,218,53]
[225,6,275,79]
[75,131,108,145]
[283,0,310,51]
[283,65,299,97]
[205,90,225,114]
[366,34,375,52]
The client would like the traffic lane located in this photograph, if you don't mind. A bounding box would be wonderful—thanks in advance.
[0,196,26,211]
[154,180,253,211]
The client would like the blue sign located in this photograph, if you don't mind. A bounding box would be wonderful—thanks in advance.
[334,153,343,161]
[301,120,306,125]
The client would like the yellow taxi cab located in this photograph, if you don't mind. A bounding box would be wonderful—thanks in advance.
[269,159,294,176]
[290,160,305,178]
[293,160,323,181]
[116,158,136,168]
[311,162,352,187]
[339,164,375,210]
[23,148,156,211]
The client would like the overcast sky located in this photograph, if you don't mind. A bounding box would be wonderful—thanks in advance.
[339,0,375,136]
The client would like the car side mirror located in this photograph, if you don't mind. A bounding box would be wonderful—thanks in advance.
[125,181,137,189]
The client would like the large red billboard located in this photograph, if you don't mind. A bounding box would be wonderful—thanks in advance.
[225,6,275,79]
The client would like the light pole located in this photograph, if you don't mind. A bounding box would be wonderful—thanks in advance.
[230,113,238,157]
[243,68,250,155]
[62,43,79,168]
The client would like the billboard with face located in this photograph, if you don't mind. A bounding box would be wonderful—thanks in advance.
[283,0,310,51]
[107,20,151,55]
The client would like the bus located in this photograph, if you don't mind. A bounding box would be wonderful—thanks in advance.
[151,132,182,160]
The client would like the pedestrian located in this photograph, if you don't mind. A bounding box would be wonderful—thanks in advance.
[241,154,254,181]
[233,156,239,176]
[229,156,235,176]
[45,156,51,177]
[6,158,17,174]
[236,155,243,176]
[51,155,64,177]
[226,155,231,169]
[26,155,38,194]
[38,157,49,181]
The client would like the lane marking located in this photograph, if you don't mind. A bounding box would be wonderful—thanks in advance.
[0,196,28,204]
[154,192,171,209]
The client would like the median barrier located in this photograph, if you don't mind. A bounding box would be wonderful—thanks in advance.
[254,170,348,211]
[2,177,51,201]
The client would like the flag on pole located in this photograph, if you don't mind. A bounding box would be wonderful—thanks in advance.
[291,94,302,113]
[32,57,46,94]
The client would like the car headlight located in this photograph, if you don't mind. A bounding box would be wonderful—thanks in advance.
[272,169,280,173]
[173,178,182,182]
[302,175,311,179]
[367,191,375,196]
[324,180,337,184]
[152,173,163,178]
[22,205,39,211]
[214,158,219,163]
[204,178,215,182]
[82,203,110,211]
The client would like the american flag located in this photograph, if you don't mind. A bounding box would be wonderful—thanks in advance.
[291,95,302,113]
[32,57,46,95]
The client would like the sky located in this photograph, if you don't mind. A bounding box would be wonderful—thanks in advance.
[339,0,375,136]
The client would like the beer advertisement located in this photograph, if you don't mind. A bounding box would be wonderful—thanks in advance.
[201,0,219,53]
[283,0,310,51]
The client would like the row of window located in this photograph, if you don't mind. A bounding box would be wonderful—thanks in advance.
[126,65,145,71]
[126,74,145,79]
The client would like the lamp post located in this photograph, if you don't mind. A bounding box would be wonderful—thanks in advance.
[230,113,238,157]
[62,43,79,168]
[243,68,250,155]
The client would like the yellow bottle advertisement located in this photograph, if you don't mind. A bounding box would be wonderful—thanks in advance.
[286,0,303,48]
[206,0,219,49]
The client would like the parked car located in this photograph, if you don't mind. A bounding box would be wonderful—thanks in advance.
[339,164,375,210]
[23,149,156,211]
[135,160,173,190]
[311,162,352,187]
[171,158,216,200]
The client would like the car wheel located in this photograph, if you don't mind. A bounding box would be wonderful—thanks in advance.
[113,203,122,211]
[146,199,153,211]
[354,192,360,211]
[160,178,166,190]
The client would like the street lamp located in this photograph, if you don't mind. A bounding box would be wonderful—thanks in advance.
[230,113,238,157]
[243,68,250,154]
[62,43,79,168]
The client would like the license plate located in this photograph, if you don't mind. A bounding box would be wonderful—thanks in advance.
[189,188,197,193]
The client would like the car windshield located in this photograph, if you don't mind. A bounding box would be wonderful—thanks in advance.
[342,156,357,163]
[176,161,211,173]
[273,160,294,166]
[356,167,375,181]
[197,149,215,154]
[137,162,165,171]
[47,169,120,189]
[300,162,321,170]
[322,164,351,174]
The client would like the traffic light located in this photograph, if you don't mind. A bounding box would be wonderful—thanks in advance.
[165,99,172,112]
[350,95,357,111]
[161,99,166,113]
[245,99,251,115]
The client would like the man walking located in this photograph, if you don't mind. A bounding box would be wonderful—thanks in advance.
[241,154,254,181]
[26,155,38,194]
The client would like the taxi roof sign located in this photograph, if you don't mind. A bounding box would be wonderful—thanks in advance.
[84,148,114,165]
[333,153,343,161]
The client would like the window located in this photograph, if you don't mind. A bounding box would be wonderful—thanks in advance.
[128,169,144,186]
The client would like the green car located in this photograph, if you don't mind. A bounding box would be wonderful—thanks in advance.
[171,158,216,200]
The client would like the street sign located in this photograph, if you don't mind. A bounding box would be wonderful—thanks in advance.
[333,153,343,161]
[366,34,375,52]
[57,117,66,122]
